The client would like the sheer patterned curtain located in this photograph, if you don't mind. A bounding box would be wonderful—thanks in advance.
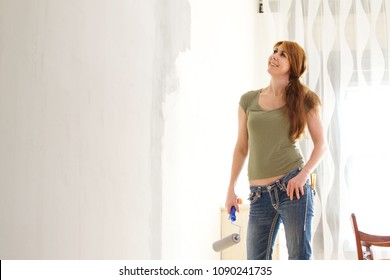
[263,0,390,259]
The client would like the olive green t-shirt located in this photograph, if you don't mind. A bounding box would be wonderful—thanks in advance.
[239,90,304,180]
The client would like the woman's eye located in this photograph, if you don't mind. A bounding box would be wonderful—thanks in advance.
[273,49,278,54]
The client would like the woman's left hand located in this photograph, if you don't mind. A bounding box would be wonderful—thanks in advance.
[286,170,309,200]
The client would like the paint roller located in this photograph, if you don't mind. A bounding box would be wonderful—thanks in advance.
[212,206,241,252]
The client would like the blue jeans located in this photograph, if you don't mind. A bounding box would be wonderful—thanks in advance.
[246,168,314,260]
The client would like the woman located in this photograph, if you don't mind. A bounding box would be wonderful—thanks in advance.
[225,41,327,260]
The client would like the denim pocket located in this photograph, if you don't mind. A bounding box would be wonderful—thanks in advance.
[248,191,261,204]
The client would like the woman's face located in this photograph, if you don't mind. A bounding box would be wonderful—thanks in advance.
[267,44,291,77]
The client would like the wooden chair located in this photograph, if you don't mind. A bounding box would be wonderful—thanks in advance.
[350,213,390,260]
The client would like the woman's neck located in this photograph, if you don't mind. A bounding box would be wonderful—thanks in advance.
[266,78,289,96]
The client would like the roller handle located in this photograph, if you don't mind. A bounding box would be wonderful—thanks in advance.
[229,206,236,222]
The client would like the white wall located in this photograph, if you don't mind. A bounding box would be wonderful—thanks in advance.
[0,0,185,259]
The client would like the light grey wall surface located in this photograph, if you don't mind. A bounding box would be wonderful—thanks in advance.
[0,0,190,259]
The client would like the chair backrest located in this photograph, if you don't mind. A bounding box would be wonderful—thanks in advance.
[350,213,390,260]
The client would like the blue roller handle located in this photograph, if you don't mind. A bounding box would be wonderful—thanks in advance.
[229,206,236,222]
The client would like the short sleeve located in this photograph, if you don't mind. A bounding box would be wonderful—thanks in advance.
[239,93,248,112]
[239,90,258,114]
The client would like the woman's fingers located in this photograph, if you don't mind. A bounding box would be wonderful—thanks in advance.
[287,181,305,200]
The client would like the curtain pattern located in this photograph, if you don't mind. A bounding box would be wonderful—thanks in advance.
[264,0,390,259]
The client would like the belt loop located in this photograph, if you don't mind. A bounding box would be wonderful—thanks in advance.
[277,180,286,190]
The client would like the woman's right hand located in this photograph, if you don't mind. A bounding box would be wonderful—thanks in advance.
[225,190,239,213]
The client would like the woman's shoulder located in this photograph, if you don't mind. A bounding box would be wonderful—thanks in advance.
[241,89,259,99]
[240,89,259,104]
[303,89,321,112]
[239,89,260,111]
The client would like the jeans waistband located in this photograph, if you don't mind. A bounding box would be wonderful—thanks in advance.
[249,168,301,192]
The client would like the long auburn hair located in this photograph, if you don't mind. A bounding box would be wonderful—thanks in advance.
[274,41,321,141]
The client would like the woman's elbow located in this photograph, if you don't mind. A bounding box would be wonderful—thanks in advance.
[317,140,328,157]
[235,143,248,157]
